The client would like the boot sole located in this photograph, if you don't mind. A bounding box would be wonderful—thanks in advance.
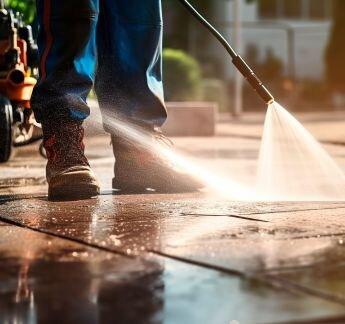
[112,178,202,194]
[48,184,100,201]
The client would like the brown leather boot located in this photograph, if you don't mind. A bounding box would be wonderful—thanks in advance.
[42,120,100,200]
[111,126,203,194]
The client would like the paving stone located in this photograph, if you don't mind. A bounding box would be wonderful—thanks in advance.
[1,222,345,323]
[2,114,345,321]
[1,195,345,274]
[0,223,163,324]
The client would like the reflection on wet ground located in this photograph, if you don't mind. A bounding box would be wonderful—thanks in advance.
[0,226,163,324]
[2,124,345,322]
[1,194,345,322]
[1,224,345,324]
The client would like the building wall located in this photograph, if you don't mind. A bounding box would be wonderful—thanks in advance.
[199,0,332,81]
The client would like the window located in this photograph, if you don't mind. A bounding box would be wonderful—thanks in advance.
[258,0,333,20]
[310,0,331,19]
[283,0,300,18]
[258,0,277,18]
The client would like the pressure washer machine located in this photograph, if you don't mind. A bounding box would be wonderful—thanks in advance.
[0,2,39,163]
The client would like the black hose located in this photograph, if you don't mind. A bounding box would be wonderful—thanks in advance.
[177,0,237,59]
[176,0,275,105]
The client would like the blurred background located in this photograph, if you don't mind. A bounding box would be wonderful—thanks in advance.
[10,0,345,114]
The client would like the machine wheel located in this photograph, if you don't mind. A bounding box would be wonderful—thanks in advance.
[0,97,13,163]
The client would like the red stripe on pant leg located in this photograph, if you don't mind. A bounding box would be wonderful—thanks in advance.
[40,0,53,81]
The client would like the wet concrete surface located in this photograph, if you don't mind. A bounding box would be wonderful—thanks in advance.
[1,219,345,324]
[0,224,163,324]
[2,194,345,322]
[2,132,345,323]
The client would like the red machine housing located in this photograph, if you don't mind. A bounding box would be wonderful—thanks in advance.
[0,38,36,108]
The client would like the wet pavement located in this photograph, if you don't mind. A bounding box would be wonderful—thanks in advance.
[2,117,345,323]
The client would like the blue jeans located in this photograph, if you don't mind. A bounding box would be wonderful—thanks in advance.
[32,0,167,127]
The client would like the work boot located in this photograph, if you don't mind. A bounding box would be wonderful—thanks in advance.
[111,125,203,193]
[42,120,100,200]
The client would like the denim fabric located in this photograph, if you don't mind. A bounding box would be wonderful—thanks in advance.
[32,0,167,127]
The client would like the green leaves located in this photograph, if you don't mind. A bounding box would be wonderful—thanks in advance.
[163,49,202,101]
[7,0,36,23]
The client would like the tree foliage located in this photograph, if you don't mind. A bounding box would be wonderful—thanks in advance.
[325,0,345,91]
[7,0,36,23]
[163,48,202,101]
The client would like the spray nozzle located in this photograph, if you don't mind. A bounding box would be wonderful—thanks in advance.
[232,56,274,105]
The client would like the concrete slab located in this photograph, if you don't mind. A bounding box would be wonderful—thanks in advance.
[263,261,345,305]
[1,212,345,323]
[2,112,345,321]
[0,222,162,323]
[1,195,345,261]
[162,259,345,324]
[2,194,345,309]
[162,102,218,137]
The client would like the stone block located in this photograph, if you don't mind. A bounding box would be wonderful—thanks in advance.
[162,102,218,137]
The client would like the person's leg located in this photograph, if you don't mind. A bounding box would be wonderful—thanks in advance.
[95,0,202,193]
[95,0,167,128]
[32,0,100,200]
[32,0,99,122]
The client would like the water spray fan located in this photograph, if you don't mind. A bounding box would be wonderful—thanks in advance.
[177,0,275,105]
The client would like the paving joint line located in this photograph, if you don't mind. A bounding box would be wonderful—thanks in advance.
[255,260,345,274]
[262,314,345,324]
[264,274,345,306]
[181,213,269,223]
[0,214,250,281]
[0,214,132,259]
[0,194,47,203]
[149,249,245,277]
[277,232,345,240]
[242,205,345,216]
[1,214,345,307]
[150,250,345,307]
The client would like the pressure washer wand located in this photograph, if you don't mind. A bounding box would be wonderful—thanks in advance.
[177,0,274,105]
